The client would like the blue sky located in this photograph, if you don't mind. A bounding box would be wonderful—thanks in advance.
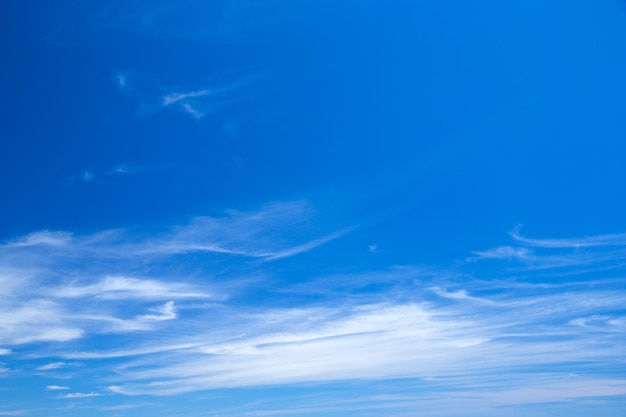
[1,0,626,416]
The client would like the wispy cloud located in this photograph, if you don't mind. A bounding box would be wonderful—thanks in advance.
[37,361,81,371]
[3,215,625,414]
[0,349,11,356]
[162,89,212,106]
[510,225,626,248]
[229,376,626,417]
[467,246,531,262]
[138,301,177,322]
[113,63,262,120]
[0,299,85,344]
[46,385,70,391]
[65,341,209,360]
[106,279,626,396]
[9,231,72,248]
[158,76,258,119]
[59,392,102,399]
[469,227,626,271]
[0,200,346,347]
[161,89,213,119]
[52,277,208,300]
[135,200,347,259]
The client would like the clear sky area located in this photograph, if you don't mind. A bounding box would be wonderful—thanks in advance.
[1,1,626,416]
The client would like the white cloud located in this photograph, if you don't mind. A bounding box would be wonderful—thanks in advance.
[59,392,102,399]
[466,227,626,271]
[3,215,625,412]
[65,341,205,360]
[46,385,70,390]
[8,231,72,247]
[430,287,494,304]
[124,200,348,260]
[52,276,209,300]
[0,200,344,348]
[157,75,261,119]
[510,225,626,248]
[468,246,531,261]
[234,376,626,416]
[260,228,351,261]
[37,362,81,371]
[140,301,177,321]
[105,280,626,396]
[179,102,205,119]
[0,299,84,345]
[0,349,11,355]
[4,201,343,262]
[160,88,217,119]
[162,89,212,106]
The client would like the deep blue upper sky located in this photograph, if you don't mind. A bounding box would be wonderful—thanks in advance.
[1,1,626,416]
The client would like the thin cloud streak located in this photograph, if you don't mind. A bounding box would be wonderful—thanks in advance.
[260,228,353,261]
[52,277,209,300]
[510,226,626,248]
[467,246,531,262]
[2,200,345,262]
[46,385,70,390]
[37,361,80,371]
[470,227,626,271]
[116,65,262,119]
[59,392,102,399]
[8,231,72,248]
[162,89,212,106]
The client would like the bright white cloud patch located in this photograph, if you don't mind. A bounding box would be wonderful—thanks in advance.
[46,385,70,390]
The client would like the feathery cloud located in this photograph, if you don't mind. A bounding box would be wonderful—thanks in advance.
[3,215,625,413]
[0,200,346,347]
